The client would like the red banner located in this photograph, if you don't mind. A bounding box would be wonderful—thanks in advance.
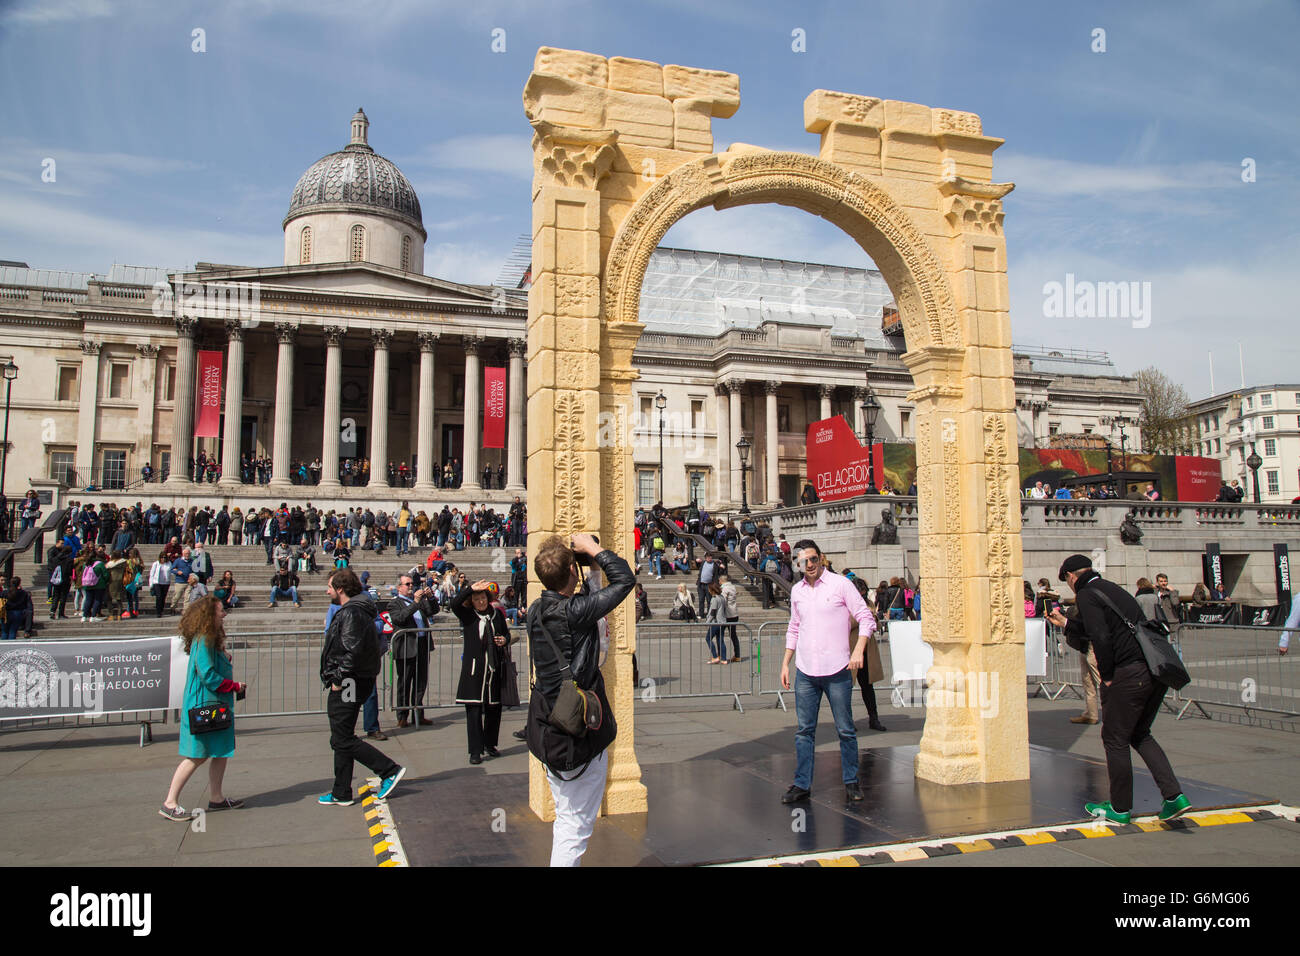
[1175,456,1223,502]
[483,366,506,449]
[806,415,877,502]
[194,350,223,439]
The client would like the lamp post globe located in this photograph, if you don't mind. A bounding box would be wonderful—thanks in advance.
[1246,445,1263,503]
[655,390,667,504]
[736,436,751,515]
[0,360,17,530]
[859,391,880,496]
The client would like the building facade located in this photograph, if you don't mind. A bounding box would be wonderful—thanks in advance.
[0,112,1145,512]
[1185,385,1300,503]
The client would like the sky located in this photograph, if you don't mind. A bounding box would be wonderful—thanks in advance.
[1,0,1296,401]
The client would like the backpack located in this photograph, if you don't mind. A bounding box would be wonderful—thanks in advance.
[81,564,99,587]
[652,536,665,551]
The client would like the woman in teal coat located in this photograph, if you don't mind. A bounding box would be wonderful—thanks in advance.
[160,595,247,821]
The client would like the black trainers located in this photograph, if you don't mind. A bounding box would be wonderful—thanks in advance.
[207,797,245,811]
[844,782,864,802]
[781,785,810,805]
[483,746,501,758]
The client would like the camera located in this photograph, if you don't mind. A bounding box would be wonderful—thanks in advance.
[573,534,600,567]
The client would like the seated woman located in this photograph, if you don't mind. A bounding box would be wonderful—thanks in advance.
[501,586,522,626]
[670,582,696,620]
[331,538,351,569]
[672,541,690,573]
[213,570,239,610]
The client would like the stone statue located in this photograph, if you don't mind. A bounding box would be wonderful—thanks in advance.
[870,507,898,545]
[1119,512,1143,545]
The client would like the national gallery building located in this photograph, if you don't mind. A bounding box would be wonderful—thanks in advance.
[0,111,1143,511]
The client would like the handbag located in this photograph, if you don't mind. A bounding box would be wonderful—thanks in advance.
[536,627,602,737]
[1092,590,1191,690]
[501,650,521,709]
[186,650,234,735]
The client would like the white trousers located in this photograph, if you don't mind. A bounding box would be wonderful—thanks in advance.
[547,750,608,867]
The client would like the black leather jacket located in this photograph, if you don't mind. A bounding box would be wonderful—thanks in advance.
[320,594,381,686]
[527,549,634,706]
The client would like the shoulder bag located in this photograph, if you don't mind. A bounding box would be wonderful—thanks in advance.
[535,627,602,737]
[1092,590,1191,690]
[187,647,234,734]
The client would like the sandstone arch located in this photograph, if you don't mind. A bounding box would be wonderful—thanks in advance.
[524,48,1028,819]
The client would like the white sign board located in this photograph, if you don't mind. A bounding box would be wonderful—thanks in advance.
[888,620,1048,681]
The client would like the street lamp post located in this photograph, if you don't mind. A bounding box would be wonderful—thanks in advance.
[655,391,666,504]
[859,390,881,496]
[1,361,17,540]
[1246,444,1263,503]
[736,436,752,515]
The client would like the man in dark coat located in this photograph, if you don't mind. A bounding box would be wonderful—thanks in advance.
[319,568,404,806]
[387,573,440,728]
[1047,555,1189,825]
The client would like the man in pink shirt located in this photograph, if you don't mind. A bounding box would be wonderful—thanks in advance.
[780,538,876,804]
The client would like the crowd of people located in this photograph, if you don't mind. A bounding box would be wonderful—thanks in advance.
[132,452,518,490]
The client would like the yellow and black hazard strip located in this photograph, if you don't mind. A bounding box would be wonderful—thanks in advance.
[358,777,409,868]
[737,804,1299,867]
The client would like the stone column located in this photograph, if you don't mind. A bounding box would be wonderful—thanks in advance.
[318,326,345,489]
[269,323,297,490]
[414,331,439,493]
[75,339,101,476]
[218,320,244,488]
[853,386,869,437]
[819,383,833,422]
[166,316,198,485]
[714,382,731,507]
[460,336,483,491]
[135,344,159,468]
[367,328,392,489]
[765,381,780,506]
[728,378,744,502]
[506,337,526,491]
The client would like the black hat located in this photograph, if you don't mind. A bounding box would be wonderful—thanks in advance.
[1058,554,1092,582]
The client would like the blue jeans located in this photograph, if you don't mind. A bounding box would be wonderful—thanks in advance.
[363,684,380,734]
[397,529,409,554]
[793,667,858,789]
[706,625,726,659]
[650,552,662,575]
[270,586,299,604]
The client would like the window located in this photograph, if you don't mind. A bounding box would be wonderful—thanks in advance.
[159,450,171,480]
[349,224,366,261]
[1048,423,1059,436]
[1213,415,1219,430]
[1264,439,1277,457]
[1082,425,1093,434]
[637,470,656,507]
[401,235,411,272]
[1261,393,1273,407]
[640,396,653,429]
[691,399,704,431]
[900,410,911,438]
[1215,438,1221,453]
[101,449,127,490]
[163,364,175,402]
[689,470,706,504]
[1263,416,1274,430]
[1267,470,1279,495]
[1245,397,1252,409]
[778,403,790,433]
[56,365,78,401]
[108,363,130,399]
[300,226,312,265]
[49,450,75,484]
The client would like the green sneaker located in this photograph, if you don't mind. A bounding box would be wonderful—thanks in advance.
[1158,794,1191,821]
[1084,801,1131,824]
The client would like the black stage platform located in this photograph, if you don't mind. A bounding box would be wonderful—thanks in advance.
[386,744,1271,866]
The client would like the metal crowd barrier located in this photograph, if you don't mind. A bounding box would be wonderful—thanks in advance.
[384,626,531,725]
[634,622,754,711]
[1172,624,1297,725]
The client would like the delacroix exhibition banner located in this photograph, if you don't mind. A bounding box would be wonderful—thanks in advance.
[806,415,880,502]
[483,366,506,449]
[193,350,224,439]
[0,637,185,721]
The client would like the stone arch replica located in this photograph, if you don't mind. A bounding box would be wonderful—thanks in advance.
[523,47,1027,819]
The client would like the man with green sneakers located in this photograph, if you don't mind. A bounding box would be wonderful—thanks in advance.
[1048,554,1191,825]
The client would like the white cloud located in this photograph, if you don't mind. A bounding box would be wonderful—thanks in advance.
[0,193,275,272]
[0,0,113,26]
[424,241,508,285]
[997,154,1239,196]
[415,135,534,179]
